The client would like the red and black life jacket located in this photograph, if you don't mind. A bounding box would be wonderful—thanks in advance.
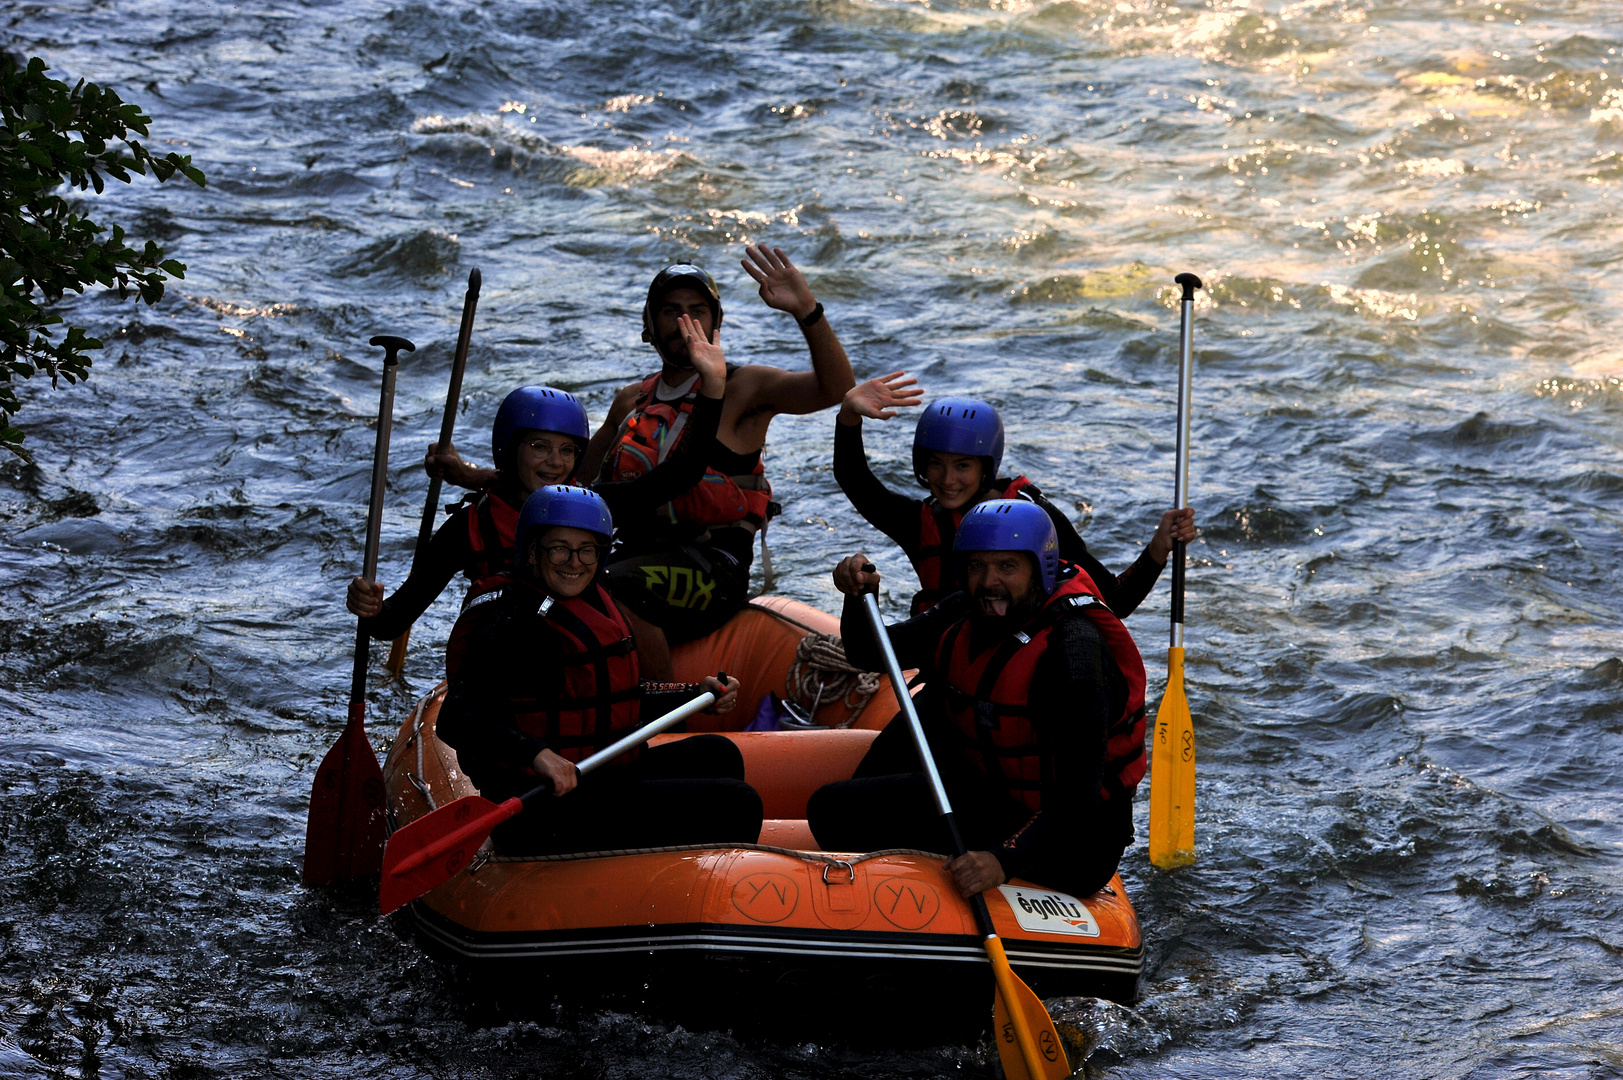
[460,487,523,584]
[910,476,1037,615]
[444,577,643,767]
[932,563,1147,812]
[600,370,772,530]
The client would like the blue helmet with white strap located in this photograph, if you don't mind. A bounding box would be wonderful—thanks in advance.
[513,485,614,571]
[912,397,1005,489]
[492,386,590,474]
[954,498,1059,594]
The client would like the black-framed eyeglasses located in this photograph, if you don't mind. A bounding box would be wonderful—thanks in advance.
[542,543,603,567]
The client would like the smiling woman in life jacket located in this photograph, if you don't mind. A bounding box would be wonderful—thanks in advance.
[581,249,856,644]
[833,375,1196,617]
[345,325,727,666]
[806,500,1147,900]
[435,486,763,856]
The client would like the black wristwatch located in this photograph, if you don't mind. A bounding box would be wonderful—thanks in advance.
[796,302,825,329]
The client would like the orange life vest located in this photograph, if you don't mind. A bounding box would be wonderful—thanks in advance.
[933,564,1147,812]
[444,577,643,766]
[910,476,1036,615]
[460,487,522,583]
[600,371,772,530]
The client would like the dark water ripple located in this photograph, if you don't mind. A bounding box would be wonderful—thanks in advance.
[3,0,1622,1076]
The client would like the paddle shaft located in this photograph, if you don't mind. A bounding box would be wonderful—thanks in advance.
[1170,272,1200,648]
[414,269,480,562]
[388,687,719,879]
[385,271,480,676]
[858,591,1054,1080]
[350,339,408,710]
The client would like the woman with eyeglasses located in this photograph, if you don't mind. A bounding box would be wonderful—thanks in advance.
[437,485,760,856]
[344,315,727,658]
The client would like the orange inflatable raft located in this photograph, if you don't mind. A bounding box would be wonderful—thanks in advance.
[382,597,1144,1009]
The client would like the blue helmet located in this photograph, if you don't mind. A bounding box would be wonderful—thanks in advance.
[513,485,614,572]
[492,386,590,474]
[912,397,1005,490]
[954,499,1059,594]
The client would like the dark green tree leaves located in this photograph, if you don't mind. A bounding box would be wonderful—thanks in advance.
[1,53,205,460]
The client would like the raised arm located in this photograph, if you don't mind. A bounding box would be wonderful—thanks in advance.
[732,246,855,427]
[833,371,927,546]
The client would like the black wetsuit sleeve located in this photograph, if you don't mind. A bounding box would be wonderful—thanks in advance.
[991,615,1126,884]
[839,591,969,673]
[435,611,552,772]
[1024,487,1163,620]
[358,511,475,641]
[833,421,925,551]
[592,392,724,521]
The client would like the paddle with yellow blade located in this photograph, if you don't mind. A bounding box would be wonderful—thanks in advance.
[385,267,481,677]
[1148,272,1202,869]
[303,334,414,886]
[377,681,722,916]
[859,582,1070,1080]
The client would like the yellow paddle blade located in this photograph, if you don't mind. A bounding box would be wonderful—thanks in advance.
[384,629,410,677]
[986,936,1070,1080]
[1148,645,1196,868]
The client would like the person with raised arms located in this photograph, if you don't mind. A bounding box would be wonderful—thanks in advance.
[345,315,728,664]
[833,372,1195,617]
[436,485,761,855]
[579,246,855,642]
[806,500,1147,899]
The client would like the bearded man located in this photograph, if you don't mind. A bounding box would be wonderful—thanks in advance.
[807,500,1148,899]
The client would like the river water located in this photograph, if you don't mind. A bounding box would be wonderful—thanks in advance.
[3,0,1620,1076]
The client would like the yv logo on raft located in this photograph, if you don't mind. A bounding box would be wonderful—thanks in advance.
[639,566,717,610]
[996,885,1100,938]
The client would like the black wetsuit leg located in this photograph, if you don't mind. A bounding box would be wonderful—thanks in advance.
[807,758,1129,896]
[489,734,762,855]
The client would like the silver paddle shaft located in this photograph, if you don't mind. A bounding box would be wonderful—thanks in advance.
[1171,273,1201,651]
[575,691,717,775]
[862,592,953,818]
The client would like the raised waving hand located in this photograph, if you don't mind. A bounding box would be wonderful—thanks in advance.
[740,245,817,320]
[840,370,924,424]
[679,314,727,397]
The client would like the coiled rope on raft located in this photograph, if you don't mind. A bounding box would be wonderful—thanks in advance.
[784,631,881,727]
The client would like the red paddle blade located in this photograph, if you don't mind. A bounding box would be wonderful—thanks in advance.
[379,794,507,915]
[302,706,387,887]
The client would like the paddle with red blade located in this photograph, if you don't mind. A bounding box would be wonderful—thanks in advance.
[302,334,415,887]
[858,578,1070,1080]
[385,267,481,677]
[379,680,723,915]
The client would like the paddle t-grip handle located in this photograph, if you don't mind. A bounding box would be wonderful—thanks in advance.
[368,335,415,366]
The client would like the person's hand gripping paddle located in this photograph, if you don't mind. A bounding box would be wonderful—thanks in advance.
[378,678,726,915]
[385,268,481,676]
[1148,272,1201,869]
[857,569,1069,1080]
[303,335,415,886]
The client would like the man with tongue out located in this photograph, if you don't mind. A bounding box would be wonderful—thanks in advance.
[808,499,1149,900]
